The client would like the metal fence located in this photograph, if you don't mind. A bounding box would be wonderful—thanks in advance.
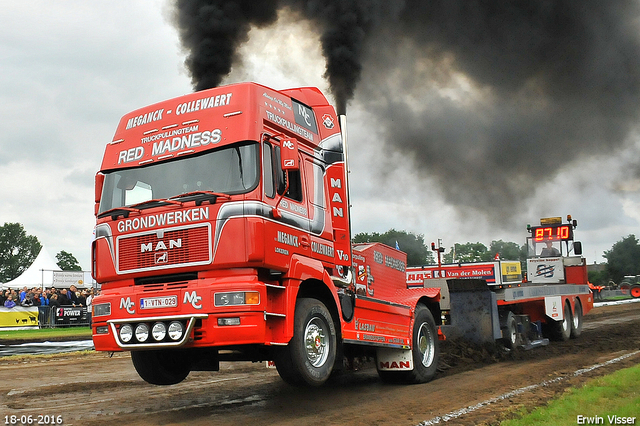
[37,306,91,328]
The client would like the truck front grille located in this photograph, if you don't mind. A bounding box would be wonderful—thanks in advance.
[117,224,211,273]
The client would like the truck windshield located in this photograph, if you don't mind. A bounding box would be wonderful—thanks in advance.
[99,142,259,214]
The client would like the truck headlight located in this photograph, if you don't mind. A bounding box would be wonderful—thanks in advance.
[135,323,150,342]
[168,321,184,341]
[152,322,167,341]
[214,291,260,306]
[93,303,111,317]
[119,324,133,343]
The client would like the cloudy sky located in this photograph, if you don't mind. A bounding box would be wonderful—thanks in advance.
[2,0,640,272]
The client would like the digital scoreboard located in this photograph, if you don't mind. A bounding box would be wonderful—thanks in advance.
[530,224,574,242]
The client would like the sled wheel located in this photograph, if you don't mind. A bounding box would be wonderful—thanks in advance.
[570,300,583,338]
[131,349,190,385]
[550,301,572,341]
[275,298,336,387]
[502,311,521,349]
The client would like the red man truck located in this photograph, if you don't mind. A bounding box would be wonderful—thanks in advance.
[91,82,442,386]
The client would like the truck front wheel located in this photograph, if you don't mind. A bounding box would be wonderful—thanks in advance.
[131,349,190,385]
[275,298,337,387]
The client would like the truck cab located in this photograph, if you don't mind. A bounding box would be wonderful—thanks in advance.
[91,82,441,387]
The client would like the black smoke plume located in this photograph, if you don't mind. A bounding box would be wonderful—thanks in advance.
[173,0,376,114]
[173,0,640,221]
[173,0,279,90]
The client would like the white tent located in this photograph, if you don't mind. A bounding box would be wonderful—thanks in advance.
[1,246,93,290]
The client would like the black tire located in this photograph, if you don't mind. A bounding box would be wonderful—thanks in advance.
[570,300,583,339]
[630,285,640,299]
[502,311,520,350]
[378,306,439,384]
[275,298,337,387]
[131,349,190,385]
[550,301,572,341]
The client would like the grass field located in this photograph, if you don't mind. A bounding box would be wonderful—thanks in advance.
[500,363,640,425]
[601,295,636,301]
[0,326,91,342]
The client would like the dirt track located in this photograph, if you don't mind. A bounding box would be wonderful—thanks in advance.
[1,302,639,426]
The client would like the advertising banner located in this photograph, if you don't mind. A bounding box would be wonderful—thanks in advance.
[406,263,498,288]
[54,307,88,326]
[527,258,565,283]
[0,306,39,329]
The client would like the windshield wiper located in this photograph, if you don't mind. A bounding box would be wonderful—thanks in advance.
[130,198,183,210]
[169,191,231,206]
[98,198,183,220]
[97,206,140,220]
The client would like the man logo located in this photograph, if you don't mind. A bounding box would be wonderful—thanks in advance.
[141,239,182,253]
[120,297,135,314]
[155,252,168,264]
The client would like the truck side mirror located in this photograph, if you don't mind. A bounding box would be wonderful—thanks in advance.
[280,137,299,171]
[573,241,582,256]
[95,173,105,216]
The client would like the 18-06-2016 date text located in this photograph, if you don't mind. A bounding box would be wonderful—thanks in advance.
[4,415,63,425]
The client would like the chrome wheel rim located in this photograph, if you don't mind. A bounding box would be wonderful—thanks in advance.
[304,317,329,367]
[417,323,435,368]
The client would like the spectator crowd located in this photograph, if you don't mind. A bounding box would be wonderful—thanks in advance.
[1,285,98,309]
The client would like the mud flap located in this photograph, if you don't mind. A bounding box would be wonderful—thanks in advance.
[376,347,413,371]
[544,295,564,321]
[443,279,501,344]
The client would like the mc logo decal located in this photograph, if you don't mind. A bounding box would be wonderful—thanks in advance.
[120,297,135,314]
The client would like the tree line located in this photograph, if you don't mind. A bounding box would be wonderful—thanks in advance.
[354,229,527,266]
[3,222,636,286]
[354,229,638,286]
[0,223,82,283]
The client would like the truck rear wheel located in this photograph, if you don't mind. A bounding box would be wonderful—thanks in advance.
[275,298,336,387]
[550,301,572,341]
[570,300,583,338]
[630,285,640,298]
[131,349,190,385]
[377,305,439,384]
